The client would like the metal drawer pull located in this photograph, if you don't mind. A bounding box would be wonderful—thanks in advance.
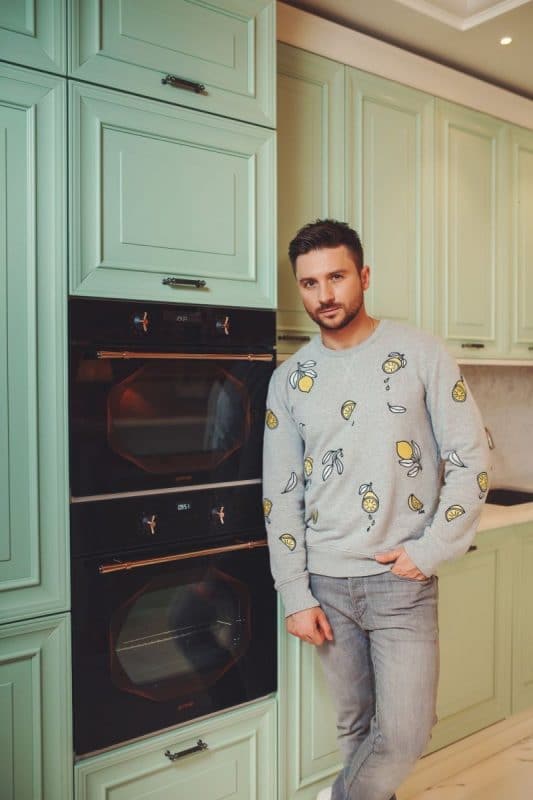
[99,539,268,574]
[96,350,273,362]
[278,334,311,342]
[161,74,207,95]
[467,545,478,553]
[461,343,485,349]
[162,277,207,289]
[164,740,208,761]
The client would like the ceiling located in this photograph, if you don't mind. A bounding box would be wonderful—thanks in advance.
[282,0,533,100]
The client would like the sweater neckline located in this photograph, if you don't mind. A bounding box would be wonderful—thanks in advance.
[313,319,390,358]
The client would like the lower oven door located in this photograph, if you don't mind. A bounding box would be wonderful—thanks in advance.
[71,542,277,757]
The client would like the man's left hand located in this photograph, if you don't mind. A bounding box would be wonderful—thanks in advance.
[375,547,428,581]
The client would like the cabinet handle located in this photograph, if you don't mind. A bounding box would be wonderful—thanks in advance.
[461,343,485,349]
[162,277,207,289]
[278,334,311,342]
[529,346,533,351]
[161,74,208,95]
[164,739,208,762]
[467,545,478,553]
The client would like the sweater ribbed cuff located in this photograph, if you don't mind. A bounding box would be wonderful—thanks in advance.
[278,574,320,618]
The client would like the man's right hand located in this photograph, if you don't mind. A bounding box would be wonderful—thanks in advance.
[286,606,334,646]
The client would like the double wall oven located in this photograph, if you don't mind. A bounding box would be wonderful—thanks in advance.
[69,298,277,757]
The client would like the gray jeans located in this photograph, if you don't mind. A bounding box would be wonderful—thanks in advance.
[309,571,439,800]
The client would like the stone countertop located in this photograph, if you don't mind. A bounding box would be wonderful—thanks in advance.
[477,501,533,533]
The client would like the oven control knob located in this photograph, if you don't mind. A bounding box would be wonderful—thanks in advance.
[133,311,150,333]
[211,506,225,525]
[142,514,157,535]
[215,315,230,336]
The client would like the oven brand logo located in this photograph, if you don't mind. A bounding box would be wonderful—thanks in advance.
[177,502,192,512]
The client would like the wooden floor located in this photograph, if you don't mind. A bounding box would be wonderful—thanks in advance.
[410,735,533,799]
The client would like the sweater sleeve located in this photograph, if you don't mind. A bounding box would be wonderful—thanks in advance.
[403,342,491,576]
[262,370,320,617]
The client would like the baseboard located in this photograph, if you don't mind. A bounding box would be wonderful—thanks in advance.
[397,708,533,799]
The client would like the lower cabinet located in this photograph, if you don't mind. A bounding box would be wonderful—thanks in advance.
[75,698,277,800]
[278,523,524,798]
[0,613,73,800]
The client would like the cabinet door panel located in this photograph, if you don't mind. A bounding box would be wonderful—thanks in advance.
[436,101,506,357]
[76,699,276,800]
[0,614,72,800]
[69,0,275,127]
[277,44,344,352]
[428,531,513,753]
[69,82,276,308]
[0,64,68,624]
[0,0,65,73]
[346,69,434,331]
[510,127,533,358]
[512,525,533,712]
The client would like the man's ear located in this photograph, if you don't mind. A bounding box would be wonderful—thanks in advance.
[361,265,371,290]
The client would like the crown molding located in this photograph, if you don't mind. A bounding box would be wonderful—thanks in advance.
[393,0,531,31]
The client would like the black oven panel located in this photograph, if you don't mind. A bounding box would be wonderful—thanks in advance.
[70,484,265,558]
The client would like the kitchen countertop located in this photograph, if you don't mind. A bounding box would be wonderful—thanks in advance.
[477,501,533,532]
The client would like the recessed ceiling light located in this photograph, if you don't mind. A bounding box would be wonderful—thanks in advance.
[500,36,513,45]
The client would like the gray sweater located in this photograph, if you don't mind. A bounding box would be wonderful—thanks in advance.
[263,320,490,617]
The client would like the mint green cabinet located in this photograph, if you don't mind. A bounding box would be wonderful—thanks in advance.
[346,69,435,331]
[69,81,276,308]
[512,523,533,713]
[278,612,339,800]
[435,100,507,358]
[0,613,73,800]
[75,698,276,800]
[428,528,513,753]
[68,0,275,127]
[509,127,533,359]
[0,0,66,73]
[276,44,344,353]
[0,63,68,625]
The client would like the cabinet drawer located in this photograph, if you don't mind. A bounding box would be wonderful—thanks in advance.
[69,82,276,309]
[75,698,277,800]
[68,0,275,127]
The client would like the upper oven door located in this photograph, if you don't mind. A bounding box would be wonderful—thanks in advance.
[69,350,274,498]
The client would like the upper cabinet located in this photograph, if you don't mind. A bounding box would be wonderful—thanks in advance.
[346,69,435,332]
[0,63,68,624]
[0,0,66,73]
[435,100,508,359]
[509,125,533,359]
[69,81,276,308]
[276,44,344,352]
[68,0,276,128]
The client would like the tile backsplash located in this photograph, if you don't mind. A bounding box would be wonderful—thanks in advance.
[462,364,533,491]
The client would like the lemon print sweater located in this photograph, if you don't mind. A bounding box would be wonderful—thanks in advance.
[263,320,490,617]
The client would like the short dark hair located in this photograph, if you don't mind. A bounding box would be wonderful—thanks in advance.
[288,219,364,274]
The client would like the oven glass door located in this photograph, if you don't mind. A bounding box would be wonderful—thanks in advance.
[71,544,277,756]
[69,355,273,497]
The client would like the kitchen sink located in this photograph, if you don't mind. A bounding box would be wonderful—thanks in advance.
[486,489,533,506]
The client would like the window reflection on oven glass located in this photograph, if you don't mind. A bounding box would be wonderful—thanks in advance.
[109,569,251,701]
[107,363,251,474]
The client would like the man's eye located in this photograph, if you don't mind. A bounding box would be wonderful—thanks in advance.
[331,274,343,281]
[303,281,315,289]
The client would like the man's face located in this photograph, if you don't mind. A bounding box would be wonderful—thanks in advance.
[295,245,370,331]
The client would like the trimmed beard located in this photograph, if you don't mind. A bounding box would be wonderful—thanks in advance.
[307,298,364,331]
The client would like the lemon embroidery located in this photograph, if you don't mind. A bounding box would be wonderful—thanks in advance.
[304,457,313,477]
[279,533,296,551]
[382,352,407,391]
[306,509,319,526]
[341,400,357,423]
[387,403,407,414]
[289,360,318,393]
[265,409,278,429]
[263,498,272,524]
[477,471,489,498]
[408,494,425,514]
[322,449,344,481]
[396,440,422,477]
[359,482,380,531]
[452,378,467,403]
[445,504,465,522]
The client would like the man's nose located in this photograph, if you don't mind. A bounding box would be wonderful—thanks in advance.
[318,282,334,305]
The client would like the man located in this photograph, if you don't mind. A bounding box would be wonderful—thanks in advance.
[262,220,490,800]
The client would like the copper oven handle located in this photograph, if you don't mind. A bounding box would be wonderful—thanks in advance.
[96,350,273,362]
[99,539,268,574]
